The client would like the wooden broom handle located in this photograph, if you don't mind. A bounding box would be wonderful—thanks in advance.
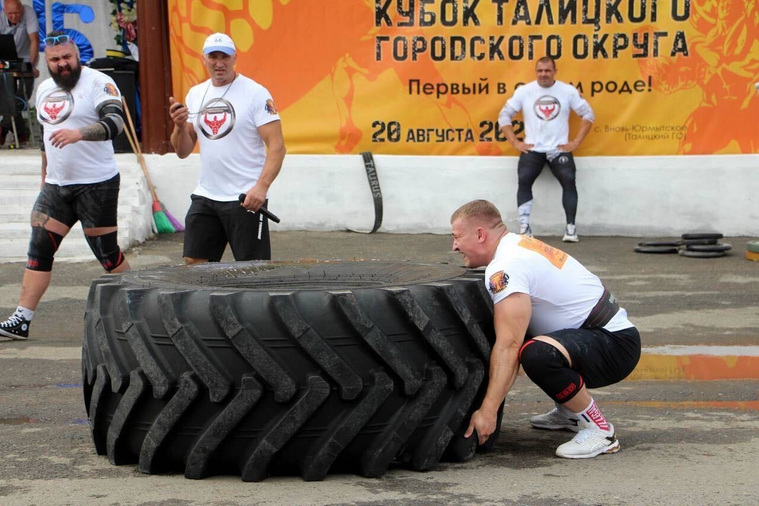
[121,96,159,201]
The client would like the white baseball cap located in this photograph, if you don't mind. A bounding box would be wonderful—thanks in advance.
[203,33,236,55]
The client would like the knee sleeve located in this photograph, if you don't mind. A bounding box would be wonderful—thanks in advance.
[519,339,584,403]
[85,231,124,272]
[27,227,63,271]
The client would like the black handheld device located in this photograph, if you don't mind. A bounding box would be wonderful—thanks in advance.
[238,194,281,223]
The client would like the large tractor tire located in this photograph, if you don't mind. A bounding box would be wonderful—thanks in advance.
[82,261,498,481]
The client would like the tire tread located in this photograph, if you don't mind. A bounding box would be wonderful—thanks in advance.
[158,291,231,403]
[186,374,264,479]
[139,371,201,474]
[241,375,331,482]
[107,368,148,465]
[270,294,363,400]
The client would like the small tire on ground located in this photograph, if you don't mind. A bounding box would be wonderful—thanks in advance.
[634,245,678,254]
[680,238,719,246]
[638,239,717,247]
[82,261,498,481]
[681,233,723,240]
[684,243,732,253]
[678,250,727,258]
[637,241,679,247]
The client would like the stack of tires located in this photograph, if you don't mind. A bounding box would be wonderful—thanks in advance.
[634,233,731,258]
[82,261,499,481]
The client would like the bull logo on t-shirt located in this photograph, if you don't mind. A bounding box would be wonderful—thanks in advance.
[38,89,74,125]
[533,95,561,121]
[197,98,236,140]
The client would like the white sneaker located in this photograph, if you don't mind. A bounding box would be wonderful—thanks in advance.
[519,224,533,237]
[562,224,579,242]
[530,407,581,432]
[555,426,620,459]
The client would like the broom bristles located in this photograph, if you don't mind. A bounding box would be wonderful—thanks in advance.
[153,208,176,234]
[151,200,175,234]
[164,207,185,232]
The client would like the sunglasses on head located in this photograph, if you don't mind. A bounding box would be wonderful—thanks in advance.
[44,34,71,47]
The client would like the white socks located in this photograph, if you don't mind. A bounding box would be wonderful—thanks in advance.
[15,306,34,321]
[576,398,613,433]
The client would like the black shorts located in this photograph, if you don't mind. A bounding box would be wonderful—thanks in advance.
[34,174,120,229]
[183,194,271,262]
[545,326,641,389]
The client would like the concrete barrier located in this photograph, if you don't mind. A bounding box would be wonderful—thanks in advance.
[146,153,759,237]
[3,153,758,250]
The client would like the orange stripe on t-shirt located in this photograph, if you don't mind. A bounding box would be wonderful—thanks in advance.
[518,236,568,269]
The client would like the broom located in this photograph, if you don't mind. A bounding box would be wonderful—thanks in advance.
[121,97,183,233]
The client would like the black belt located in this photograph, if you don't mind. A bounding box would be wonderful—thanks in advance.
[582,286,620,329]
[348,152,383,234]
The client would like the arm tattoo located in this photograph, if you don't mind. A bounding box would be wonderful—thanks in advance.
[80,123,108,141]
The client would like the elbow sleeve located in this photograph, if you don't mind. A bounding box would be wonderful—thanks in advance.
[97,102,125,140]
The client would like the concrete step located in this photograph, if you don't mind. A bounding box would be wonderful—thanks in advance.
[3,205,33,222]
[1,162,41,176]
[2,175,42,188]
[0,190,42,206]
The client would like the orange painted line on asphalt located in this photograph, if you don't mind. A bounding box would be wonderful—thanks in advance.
[607,401,759,411]
[628,354,759,381]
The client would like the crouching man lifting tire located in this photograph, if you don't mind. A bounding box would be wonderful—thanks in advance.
[451,200,640,459]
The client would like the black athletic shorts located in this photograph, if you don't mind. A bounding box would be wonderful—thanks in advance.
[183,194,271,262]
[545,326,641,389]
[33,174,120,229]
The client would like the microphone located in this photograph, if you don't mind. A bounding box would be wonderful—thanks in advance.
[238,194,281,223]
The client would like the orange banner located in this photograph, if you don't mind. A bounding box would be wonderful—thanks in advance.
[168,0,759,156]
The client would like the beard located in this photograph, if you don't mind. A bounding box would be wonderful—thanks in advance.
[51,62,82,91]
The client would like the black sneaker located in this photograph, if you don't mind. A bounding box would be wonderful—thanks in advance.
[0,314,30,340]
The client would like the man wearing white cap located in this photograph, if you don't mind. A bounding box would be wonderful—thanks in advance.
[169,32,286,263]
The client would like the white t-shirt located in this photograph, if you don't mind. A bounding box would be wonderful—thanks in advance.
[36,66,120,185]
[485,233,633,336]
[498,80,594,153]
[185,74,281,202]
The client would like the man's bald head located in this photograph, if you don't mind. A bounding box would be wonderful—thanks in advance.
[3,0,24,25]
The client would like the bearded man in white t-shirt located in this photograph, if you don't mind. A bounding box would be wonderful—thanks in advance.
[169,33,286,264]
[498,56,595,243]
[0,31,131,341]
[451,199,640,459]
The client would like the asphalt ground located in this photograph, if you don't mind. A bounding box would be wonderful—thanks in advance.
[0,231,757,504]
